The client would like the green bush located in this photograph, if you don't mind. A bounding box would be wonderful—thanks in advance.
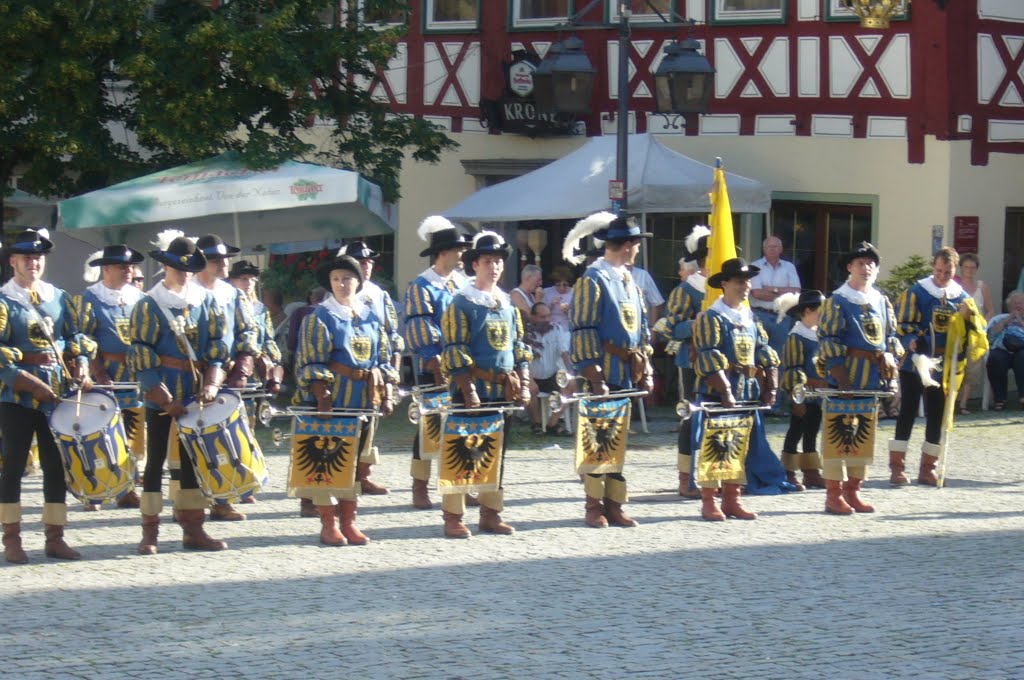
[877,254,931,300]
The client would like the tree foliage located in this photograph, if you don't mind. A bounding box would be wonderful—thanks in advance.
[877,254,932,301]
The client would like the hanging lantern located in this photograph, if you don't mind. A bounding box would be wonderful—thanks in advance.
[842,0,909,29]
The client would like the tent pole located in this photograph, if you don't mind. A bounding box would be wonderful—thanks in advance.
[639,211,649,268]
[233,212,242,251]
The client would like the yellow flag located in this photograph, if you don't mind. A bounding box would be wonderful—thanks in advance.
[703,162,739,311]
[942,300,989,430]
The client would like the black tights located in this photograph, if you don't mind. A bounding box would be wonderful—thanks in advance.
[895,371,945,445]
[142,408,200,493]
[0,403,67,504]
[783,402,823,453]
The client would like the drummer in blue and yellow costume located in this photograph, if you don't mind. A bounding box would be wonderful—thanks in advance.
[339,240,403,496]
[294,253,398,546]
[690,258,778,521]
[131,230,230,554]
[194,234,259,520]
[564,211,654,529]
[818,242,902,514]
[403,216,470,510]
[0,229,96,564]
[439,231,531,538]
[79,245,147,511]
[891,246,984,487]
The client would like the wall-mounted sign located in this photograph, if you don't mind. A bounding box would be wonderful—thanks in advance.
[480,50,578,137]
[953,215,979,254]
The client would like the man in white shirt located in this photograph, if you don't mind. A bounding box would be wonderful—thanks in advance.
[750,236,802,355]
[627,263,665,324]
[525,302,572,434]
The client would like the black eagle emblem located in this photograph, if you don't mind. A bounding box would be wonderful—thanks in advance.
[121,408,140,441]
[445,433,498,481]
[424,413,442,443]
[827,413,873,453]
[704,428,744,465]
[580,416,623,462]
[294,435,352,485]
[27,320,51,348]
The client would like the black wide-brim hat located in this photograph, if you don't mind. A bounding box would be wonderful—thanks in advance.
[341,240,380,260]
[316,254,364,291]
[462,232,511,276]
[150,237,207,273]
[228,259,260,278]
[196,234,241,260]
[707,257,761,289]
[842,241,881,268]
[89,244,145,267]
[420,228,471,257]
[787,289,826,317]
[600,215,653,243]
[6,228,53,255]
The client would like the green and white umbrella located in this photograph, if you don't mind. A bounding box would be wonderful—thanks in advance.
[58,153,396,251]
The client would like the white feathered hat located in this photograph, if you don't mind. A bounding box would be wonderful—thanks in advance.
[417,216,470,257]
[562,212,617,265]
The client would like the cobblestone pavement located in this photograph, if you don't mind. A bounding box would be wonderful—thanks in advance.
[1,407,1022,679]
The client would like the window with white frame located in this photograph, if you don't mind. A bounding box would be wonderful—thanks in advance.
[610,0,677,23]
[825,0,907,21]
[711,0,785,23]
[512,0,571,28]
[361,0,406,25]
[425,0,478,30]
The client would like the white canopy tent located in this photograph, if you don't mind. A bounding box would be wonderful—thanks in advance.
[443,133,772,222]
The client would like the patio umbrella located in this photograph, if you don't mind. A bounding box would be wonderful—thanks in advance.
[58,153,397,251]
[3,189,56,228]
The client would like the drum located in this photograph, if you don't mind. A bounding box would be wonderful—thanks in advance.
[50,390,134,503]
[177,389,269,500]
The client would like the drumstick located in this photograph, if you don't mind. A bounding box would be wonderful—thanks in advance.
[59,398,108,411]
[76,387,82,419]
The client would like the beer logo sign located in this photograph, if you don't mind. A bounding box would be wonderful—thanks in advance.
[509,60,535,97]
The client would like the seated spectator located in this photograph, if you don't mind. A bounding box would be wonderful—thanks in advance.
[524,302,572,436]
[985,290,1024,411]
[957,253,994,413]
[512,264,543,321]
[543,264,575,330]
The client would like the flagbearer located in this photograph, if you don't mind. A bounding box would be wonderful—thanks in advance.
[690,258,778,521]
[404,217,470,510]
[564,211,654,529]
[0,229,96,564]
[79,245,148,510]
[439,231,531,538]
[294,253,398,546]
[891,247,984,487]
[818,242,901,514]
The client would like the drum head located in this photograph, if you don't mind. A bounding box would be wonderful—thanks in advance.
[179,389,241,429]
[50,391,118,437]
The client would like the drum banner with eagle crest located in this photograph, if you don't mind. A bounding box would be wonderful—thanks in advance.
[438,412,505,495]
[418,390,450,460]
[697,411,754,482]
[287,415,361,497]
[823,396,876,467]
[575,397,631,475]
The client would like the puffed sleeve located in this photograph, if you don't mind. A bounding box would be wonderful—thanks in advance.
[260,307,283,363]
[895,288,924,353]
[755,320,780,368]
[130,298,163,393]
[60,291,95,363]
[201,300,228,367]
[569,276,602,370]
[404,281,442,359]
[817,298,847,373]
[781,333,806,392]
[512,307,532,369]
[232,291,260,356]
[294,311,334,389]
[884,296,903,359]
[693,313,729,377]
[383,290,404,353]
[440,300,473,376]
[0,301,24,387]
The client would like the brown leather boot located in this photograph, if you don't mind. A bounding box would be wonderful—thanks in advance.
[358,463,389,495]
[700,488,725,522]
[411,478,433,510]
[337,500,369,545]
[825,479,854,515]
[677,472,701,498]
[209,502,246,521]
[442,510,471,539]
[44,524,81,560]
[842,478,875,513]
[465,494,480,507]
[785,471,806,492]
[585,496,609,528]
[138,515,160,555]
[117,490,141,509]
[802,468,827,489]
[889,451,910,486]
[317,505,347,546]
[918,454,939,487]
[479,505,514,535]
[721,484,757,520]
[299,498,319,518]
[3,523,28,564]
[178,509,228,551]
[604,499,639,527]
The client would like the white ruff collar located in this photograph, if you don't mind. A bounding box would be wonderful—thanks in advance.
[420,266,458,290]
[360,280,384,306]
[320,294,368,321]
[834,282,883,306]
[687,273,706,294]
[711,297,755,329]
[88,281,142,307]
[918,276,964,300]
[1,279,56,305]
[458,284,509,309]
[201,278,237,308]
[790,320,818,341]
[148,280,207,309]
[592,258,628,282]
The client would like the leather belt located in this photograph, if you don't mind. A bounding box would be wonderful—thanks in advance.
[602,341,648,384]
[159,355,206,372]
[101,351,127,364]
[729,362,761,379]
[328,361,371,383]
[18,352,53,366]
[847,348,883,361]
[470,366,512,384]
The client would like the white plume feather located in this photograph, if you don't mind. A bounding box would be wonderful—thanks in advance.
[152,229,185,252]
[417,215,457,242]
[337,244,349,256]
[36,228,50,240]
[775,292,800,323]
[83,250,104,283]
[562,211,616,265]
[912,353,941,389]
[471,230,504,248]
[685,225,711,255]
